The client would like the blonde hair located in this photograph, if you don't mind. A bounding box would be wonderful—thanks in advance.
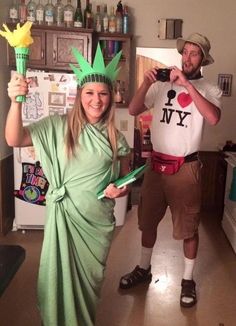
[65,86,118,160]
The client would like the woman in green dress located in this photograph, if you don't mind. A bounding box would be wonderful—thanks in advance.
[6,44,130,326]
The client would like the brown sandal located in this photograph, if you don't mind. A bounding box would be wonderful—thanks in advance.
[180,279,197,308]
[119,265,152,289]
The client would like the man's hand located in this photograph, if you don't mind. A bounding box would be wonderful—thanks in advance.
[169,66,191,88]
[143,67,159,86]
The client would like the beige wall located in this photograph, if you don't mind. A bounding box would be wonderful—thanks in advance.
[0,2,11,160]
[95,0,236,150]
[0,0,235,154]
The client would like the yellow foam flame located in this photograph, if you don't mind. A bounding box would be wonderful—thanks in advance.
[0,21,33,48]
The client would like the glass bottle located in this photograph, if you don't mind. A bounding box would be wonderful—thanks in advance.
[55,0,64,26]
[63,0,74,28]
[27,0,37,23]
[44,0,55,26]
[9,0,19,23]
[115,12,122,33]
[102,4,109,32]
[84,0,90,27]
[116,1,123,14]
[89,3,94,28]
[84,0,93,29]
[36,0,44,25]
[74,0,83,28]
[94,5,102,32]
[114,80,123,103]
[19,0,27,23]
[116,0,123,33]
[108,6,116,33]
[123,5,129,34]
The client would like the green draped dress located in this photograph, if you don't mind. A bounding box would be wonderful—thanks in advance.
[27,114,130,326]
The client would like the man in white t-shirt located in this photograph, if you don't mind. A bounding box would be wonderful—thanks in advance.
[119,33,222,308]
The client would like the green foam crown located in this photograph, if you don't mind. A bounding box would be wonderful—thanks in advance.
[70,43,122,87]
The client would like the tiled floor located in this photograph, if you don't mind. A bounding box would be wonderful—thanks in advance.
[0,205,236,326]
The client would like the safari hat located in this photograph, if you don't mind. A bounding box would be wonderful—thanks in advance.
[176,33,214,66]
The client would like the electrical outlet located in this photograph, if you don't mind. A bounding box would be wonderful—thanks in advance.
[120,120,128,131]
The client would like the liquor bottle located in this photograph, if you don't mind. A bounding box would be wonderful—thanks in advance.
[27,0,36,23]
[74,0,83,27]
[84,0,93,29]
[115,11,123,33]
[84,0,90,26]
[89,3,94,28]
[55,0,64,26]
[117,0,123,14]
[44,0,55,26]
[123,5,129,34]
[94,5,102,32]
[102,4,109,32]
[19,0,27,23]
[9,0,19,23]
[116,1,123,33]
[36,0,44,25]
[108,6,116,33]
[63,0,74,28]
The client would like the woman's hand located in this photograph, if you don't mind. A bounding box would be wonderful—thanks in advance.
[104,183,131,199]
[5,73,33,147]
[8,73,29,103]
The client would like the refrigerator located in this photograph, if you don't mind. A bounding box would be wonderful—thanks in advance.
[13,70,134,230]
[13,70,77,230]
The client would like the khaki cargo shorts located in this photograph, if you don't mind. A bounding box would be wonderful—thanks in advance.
[138,160,202,240]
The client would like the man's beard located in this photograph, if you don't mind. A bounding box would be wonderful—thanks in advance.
[182,63,201,79]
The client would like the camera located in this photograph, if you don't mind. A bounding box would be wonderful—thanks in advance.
[155,68,171,82]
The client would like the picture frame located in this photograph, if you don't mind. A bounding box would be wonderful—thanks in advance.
[218,74,232,96]
[48,92,66,106]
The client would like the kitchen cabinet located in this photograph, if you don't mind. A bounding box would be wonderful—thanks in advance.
[46,30,92,70]
[6,26,132,100]
[8,28,46,67]
[199,151,227,219]
[7,24,93,71]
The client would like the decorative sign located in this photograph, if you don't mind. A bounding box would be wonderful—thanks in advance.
[218,74,232,96]
[14,161,49,206]
[158,19,183,39]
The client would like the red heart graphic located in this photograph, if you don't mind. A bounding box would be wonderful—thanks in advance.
[177,92,192,108]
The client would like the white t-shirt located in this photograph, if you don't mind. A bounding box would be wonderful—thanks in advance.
[144,78,222,156]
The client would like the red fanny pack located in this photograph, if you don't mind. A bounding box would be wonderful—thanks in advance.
[151,151,185,175]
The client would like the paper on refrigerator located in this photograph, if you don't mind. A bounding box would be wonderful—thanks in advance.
[15,70,77,203]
